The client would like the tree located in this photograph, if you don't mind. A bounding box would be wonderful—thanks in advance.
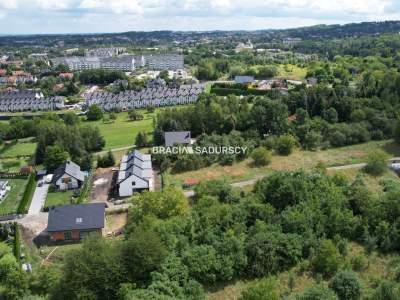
[122,227,168,284]
[329,270,361,300]
[324,108,339,123]
[251,147,272,166]
[43,145,69,172]
[250,99,289,136]
[370,281,400,300]
[303,131,322,151]
[364,150,388,176]
[86,105,103,121]
[135,131,149,147]
[240,277,279,300]
[297,284,338,300]
[97,151,115,168]
[275,134,297,155]
[311,240,341,277]
[128,110,144,121]
[0,253,28,299]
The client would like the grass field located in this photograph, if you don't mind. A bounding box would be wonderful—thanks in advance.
[0,158,30,173]
[277,64,308,80]
[88,110,154,150]
[44,190,75,208]
[0,142,37,158]
[167,139,400,187]
[0,178,28,215]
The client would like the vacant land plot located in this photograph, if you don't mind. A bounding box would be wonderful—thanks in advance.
[44,190,74,208]
[87,110,154,150]
[0,178,27,215]
[277,64,308,80]
[0,142,36,158]
[168,140,400,186]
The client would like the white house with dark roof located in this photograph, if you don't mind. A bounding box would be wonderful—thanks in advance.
[52,161,86,191]
[118,150,154,197]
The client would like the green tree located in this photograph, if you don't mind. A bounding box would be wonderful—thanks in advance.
[275,134,297,155]
[251,147,272,166]
[370,281,400,300]
[364,150,388,176]
[135,131,149,147]
[311,240,341,277]
[329,270,361,300]
[43,145,69,172]
[86,105,103,121]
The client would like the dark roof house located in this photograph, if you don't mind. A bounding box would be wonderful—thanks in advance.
[52,160,85,184]
[235,76,255,84]
[47,203,106,242]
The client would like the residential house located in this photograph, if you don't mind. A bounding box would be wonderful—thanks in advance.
[164,131,192,147]
[52,161,85,191]
[47,203,105,242]
[118,150,154,197]
[235,76,255,85]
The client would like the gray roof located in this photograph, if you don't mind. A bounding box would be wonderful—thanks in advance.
[235,76,255,84]
[164,131,191,147]
[47,203,105,232]
[52,160,85,184]
[118,149,152,183]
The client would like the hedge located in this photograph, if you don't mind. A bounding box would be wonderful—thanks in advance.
[210,87,270,96]
[17,173,36,214]
[13,223,21,264]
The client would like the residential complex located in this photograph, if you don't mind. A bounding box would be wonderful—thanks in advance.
[0,89,64,112]
[84,84,205,111]
[118,150,154,197]
[51,54,184,71]
[85,47,126,57]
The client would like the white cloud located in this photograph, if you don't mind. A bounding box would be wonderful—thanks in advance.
[0,0,399,33]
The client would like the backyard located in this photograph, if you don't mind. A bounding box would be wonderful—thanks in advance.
[44,190,75,208]
[0,178,28,215]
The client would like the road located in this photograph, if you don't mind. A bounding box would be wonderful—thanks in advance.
[28,183,50,215]
[96,145,134,156]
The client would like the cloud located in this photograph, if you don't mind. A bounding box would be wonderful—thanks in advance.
[0,0,399,34]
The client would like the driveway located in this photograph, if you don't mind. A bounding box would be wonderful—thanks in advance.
[28,183,50,215]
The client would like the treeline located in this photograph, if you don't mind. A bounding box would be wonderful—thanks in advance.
[153,91,399,162]
[78,69,128,85]
[0,113,105,171]
[24,169,400,299]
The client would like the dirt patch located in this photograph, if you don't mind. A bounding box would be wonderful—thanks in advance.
[105,212,128,234]
[90,168,115,203]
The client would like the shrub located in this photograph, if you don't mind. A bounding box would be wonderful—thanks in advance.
[297,284,338,300]
[86,104,103,121]
[240,277,279,300]
[311,240,341,277]
[275,134,297,155]
[330,270,362,300]
[350,255,367,272]
[251,147,272,166]
[370,281,400,300]
[364,150,388,176]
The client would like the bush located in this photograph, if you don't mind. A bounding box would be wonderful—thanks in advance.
[275,134,297,155]
[311,240,341,277]
[370,281,400,300]
[329,270,362,300]
[364,150,388,176]
[350,255,367,272]
[251,147,272,166]
[87,104,103,121]
[240,277,279,300]
[97,151,115,168]
[297,284,338,300]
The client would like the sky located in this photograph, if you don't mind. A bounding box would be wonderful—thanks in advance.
[1,0,400,34]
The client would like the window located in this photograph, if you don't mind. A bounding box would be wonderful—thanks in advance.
[76,217,83,224]
[64,231,72,240]
[62,177,71,184]
[132,181,136,186]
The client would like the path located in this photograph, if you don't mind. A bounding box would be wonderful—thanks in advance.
[96,145,133,156]
[326,163,367,171]
[28,183,50,215]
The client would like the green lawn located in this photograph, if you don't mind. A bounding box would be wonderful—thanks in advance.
[0,178,28,215]
[0,158,31,173]
[44,190,75,208]
[0,142,37,158]
[277,64,308,80]
[87,110,154,150]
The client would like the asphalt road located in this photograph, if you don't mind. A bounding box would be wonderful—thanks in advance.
[28,183,50,215]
